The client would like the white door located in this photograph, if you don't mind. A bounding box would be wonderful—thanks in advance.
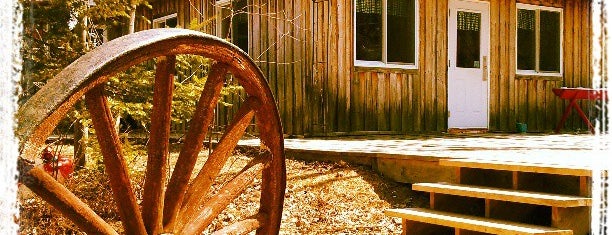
[448,0,490,129]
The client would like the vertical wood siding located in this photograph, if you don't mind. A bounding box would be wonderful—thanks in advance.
[254,0,312,136]
[207,0,313,137]
[137,0,215,31]
[313,0,591,135]
[138,0,311,136]
[138,0,592,136]
[350,71,422,133]
[313,0,449,135]
[489,0,592,132]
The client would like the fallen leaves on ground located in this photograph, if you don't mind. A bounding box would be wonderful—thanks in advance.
[277,158,428,234]
[19,150,428,234]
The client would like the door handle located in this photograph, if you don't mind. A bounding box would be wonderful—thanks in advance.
[482,56,488,81]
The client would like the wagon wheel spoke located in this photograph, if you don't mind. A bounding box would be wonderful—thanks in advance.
[162,63,228,227]
[18,159,118,235]
[85,85,148,235]
[210,213,269,235]
[141,55,176,234]
[175,97,259,228]
[177,151,271,235]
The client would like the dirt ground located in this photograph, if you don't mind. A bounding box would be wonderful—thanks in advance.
[18,148,429,234]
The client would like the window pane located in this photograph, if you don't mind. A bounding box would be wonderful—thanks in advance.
[517,9,535,70]
[166,17,177,28]
[539,10,560,72]
[456,11,481,68]
[232,0,249,52]
[356,0,382,61]
[387,0,415,64]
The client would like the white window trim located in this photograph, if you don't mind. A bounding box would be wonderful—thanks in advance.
[216,0,231,5]
[153,13,178,28]
[353,0,419,69]
[515,3,563,77]
[215,0,231,38]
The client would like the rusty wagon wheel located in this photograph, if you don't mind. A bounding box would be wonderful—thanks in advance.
[17,28,285,235]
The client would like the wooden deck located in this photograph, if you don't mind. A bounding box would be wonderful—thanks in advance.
[239,133,605,183]
[240,133,602,234]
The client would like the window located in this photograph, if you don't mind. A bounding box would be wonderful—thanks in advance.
[456,11,481,68]
[516,4,562,75]
[354,0,418,69]
[153,13,178,29]
[216,0,249,53]
[89,27,107,47]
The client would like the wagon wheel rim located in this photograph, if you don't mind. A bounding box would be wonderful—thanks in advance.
[17,28,285,235]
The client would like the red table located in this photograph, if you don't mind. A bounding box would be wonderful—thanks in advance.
[553,87,608,134]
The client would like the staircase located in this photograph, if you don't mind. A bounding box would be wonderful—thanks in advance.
[385,158,592,235]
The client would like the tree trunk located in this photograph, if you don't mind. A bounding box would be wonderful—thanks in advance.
[74,120,88,170]
[115,114,122,132]
[128,5,136,34]
[82,15,89,51]
[74,13,90,171]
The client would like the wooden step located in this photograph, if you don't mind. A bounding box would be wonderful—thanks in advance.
[385,208,573,235]
[440,159,591,177]
[413,183,591,207]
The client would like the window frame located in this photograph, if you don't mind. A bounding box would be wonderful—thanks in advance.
[353,0,419,69]
[90,26,107,47]
[215,0,250,53]
[153,13,178,29]
[215,0,231,39]
[515,3,563,77]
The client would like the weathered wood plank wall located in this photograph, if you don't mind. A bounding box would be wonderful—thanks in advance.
[489,0,592,132]
[562,0,593,130]
[138,0,216,32]
[314,0,591,135]
[138,0,310,136]
[314,0,449,135]
[247,0,311,136]
[194,0,312,136]
[206,0,312,136]
[137,0,592,136]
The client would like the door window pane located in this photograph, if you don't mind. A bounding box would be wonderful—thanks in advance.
[356,0,382,61]
[387,0,415,63]
[539,10,560,72]
[456,11,481,68]
[517,9,535,70]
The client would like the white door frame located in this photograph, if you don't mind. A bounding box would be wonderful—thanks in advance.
[447,0,490,129]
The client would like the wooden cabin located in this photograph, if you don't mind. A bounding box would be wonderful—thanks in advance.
[134,0,594,137]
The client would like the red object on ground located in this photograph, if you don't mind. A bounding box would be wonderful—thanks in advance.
[57,156,74,178]
[553,87,608,134]
[41,149,54,162]
[43,162,54,173]
[41,147,74,179]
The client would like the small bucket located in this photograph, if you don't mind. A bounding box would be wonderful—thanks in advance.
[516,122,527,133]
